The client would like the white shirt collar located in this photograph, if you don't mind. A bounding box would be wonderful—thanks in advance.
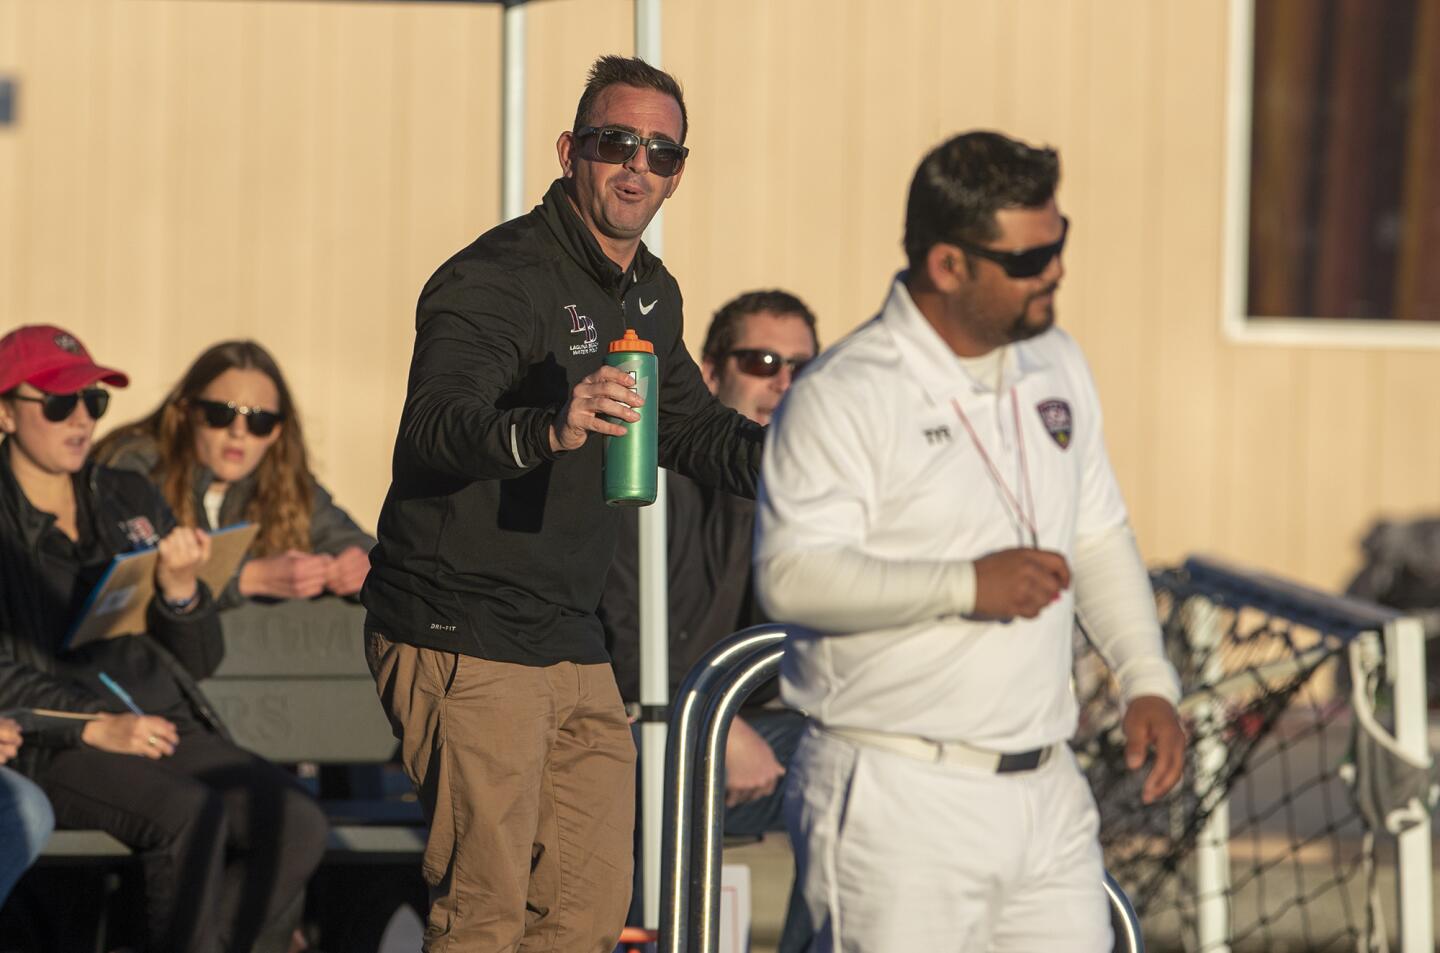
[881,272,1050,404]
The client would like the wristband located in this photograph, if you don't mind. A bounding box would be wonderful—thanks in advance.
[165,588,200,612]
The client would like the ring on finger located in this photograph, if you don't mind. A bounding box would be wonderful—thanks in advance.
[147,734,159,747]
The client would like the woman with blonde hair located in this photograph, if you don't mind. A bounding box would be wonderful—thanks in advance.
[97,339,373,604]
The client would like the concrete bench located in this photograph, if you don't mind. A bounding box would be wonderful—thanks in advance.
[203,598,427,865]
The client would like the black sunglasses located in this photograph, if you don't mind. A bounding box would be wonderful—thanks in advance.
[951,217,1070,279]
[576,126,689,178]
[10,388,110,422]
[192,398,284,437]
[728,349,810,379]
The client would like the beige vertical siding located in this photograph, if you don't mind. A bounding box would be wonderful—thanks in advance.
[1,0,1436,591]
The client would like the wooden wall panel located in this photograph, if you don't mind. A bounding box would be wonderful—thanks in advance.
[0,1,20,322]
[2,0,1439,590]
[1134,0,1228,566]
[170,5,252,349]
[98,2,179,404]
[1219,347,1305,573]
[668,0,786,318]
[251,7,322,375]
[17,0,100,328]
[1375,351,1440,516]
[667,0,861,338]
[1065,0,1152,524]
[839,0,934,322]
[307,6,405,502]
[1011,1,1084,148]
[521,0,630,218]
[1299,350,1381,587]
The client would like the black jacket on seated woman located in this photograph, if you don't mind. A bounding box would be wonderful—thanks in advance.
[0,455,226,765]
[0,325,327,953]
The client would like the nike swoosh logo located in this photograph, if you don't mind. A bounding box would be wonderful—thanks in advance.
[639,298,657,315]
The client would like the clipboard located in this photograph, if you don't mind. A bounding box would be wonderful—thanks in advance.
[66,522,260,648]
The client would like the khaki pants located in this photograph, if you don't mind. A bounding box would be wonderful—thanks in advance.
[367,632,636,952]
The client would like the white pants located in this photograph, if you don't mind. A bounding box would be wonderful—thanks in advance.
[785,724,1112,953]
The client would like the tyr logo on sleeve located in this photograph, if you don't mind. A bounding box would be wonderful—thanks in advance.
[1036,399,1073,449]
[564,305,599,356]
[118,516,160,549]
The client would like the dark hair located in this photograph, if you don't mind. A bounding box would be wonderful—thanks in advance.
[94,340,314,557]
[573,55,688,144]
[902,131,1060,274]
[701,290,819,368]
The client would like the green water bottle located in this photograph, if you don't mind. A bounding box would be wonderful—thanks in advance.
[604,329,658,506]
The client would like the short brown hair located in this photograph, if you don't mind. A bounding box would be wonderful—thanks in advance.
[903,131,1060,274]
[701,290,819,368]
[573,55,688,144]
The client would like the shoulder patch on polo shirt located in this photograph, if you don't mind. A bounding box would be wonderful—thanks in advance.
[1036,399,1073,449]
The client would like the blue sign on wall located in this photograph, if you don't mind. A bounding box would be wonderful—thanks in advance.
[0,77,14,127]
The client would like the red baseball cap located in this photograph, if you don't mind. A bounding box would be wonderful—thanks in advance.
[0,325,129,395]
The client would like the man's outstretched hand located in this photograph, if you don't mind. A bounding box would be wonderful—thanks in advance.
[1122,695,1186,804]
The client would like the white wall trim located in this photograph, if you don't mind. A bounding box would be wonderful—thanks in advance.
[1220,0,1440,350]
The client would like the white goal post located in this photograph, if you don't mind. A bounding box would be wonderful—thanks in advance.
[1079,555,1434,952]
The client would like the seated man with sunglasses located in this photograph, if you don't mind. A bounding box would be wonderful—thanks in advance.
[600,288,819,950]
[362,55,764,952]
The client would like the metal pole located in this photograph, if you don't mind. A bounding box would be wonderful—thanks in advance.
[634,0,667,930]
[660,626,791,953]
[634,0,663,259]
[638,473,669,930]
[691,646,787,953]
[1190,596,1232,952]
[1385,616,1434,953]
[501,0,526,220]
[1104,871,1147,953]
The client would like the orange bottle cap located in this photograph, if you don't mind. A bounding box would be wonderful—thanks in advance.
[609,329,654,354]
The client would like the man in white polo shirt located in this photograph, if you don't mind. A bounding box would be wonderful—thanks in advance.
[754,130,1186,952]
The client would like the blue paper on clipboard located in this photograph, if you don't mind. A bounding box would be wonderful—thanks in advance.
[65,522,259,648]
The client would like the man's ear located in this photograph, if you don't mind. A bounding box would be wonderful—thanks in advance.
[701,358,720,396]
[557,131,576,178]
[0,401,16,435]
[927,243,965,294]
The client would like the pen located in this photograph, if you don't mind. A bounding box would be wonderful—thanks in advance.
[30,709,101,721]
[97,671,145,716]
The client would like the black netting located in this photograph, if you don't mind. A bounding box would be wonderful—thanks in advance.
[1074,568,1387,953]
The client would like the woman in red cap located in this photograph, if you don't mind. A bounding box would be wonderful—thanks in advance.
[0,325,327,953]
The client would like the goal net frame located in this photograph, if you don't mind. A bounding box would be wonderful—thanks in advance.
[1080,555,1433,952]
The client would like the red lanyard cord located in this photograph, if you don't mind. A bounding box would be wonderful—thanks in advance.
[950,389,1039,548]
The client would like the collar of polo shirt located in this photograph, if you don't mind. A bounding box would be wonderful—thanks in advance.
[883,273,1051,405]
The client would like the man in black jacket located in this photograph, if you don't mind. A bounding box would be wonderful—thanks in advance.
[363,56,763,952]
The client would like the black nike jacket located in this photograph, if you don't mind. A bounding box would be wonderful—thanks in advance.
[361,179,764,665]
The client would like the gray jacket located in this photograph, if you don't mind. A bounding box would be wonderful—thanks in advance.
[102,433,375,608]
